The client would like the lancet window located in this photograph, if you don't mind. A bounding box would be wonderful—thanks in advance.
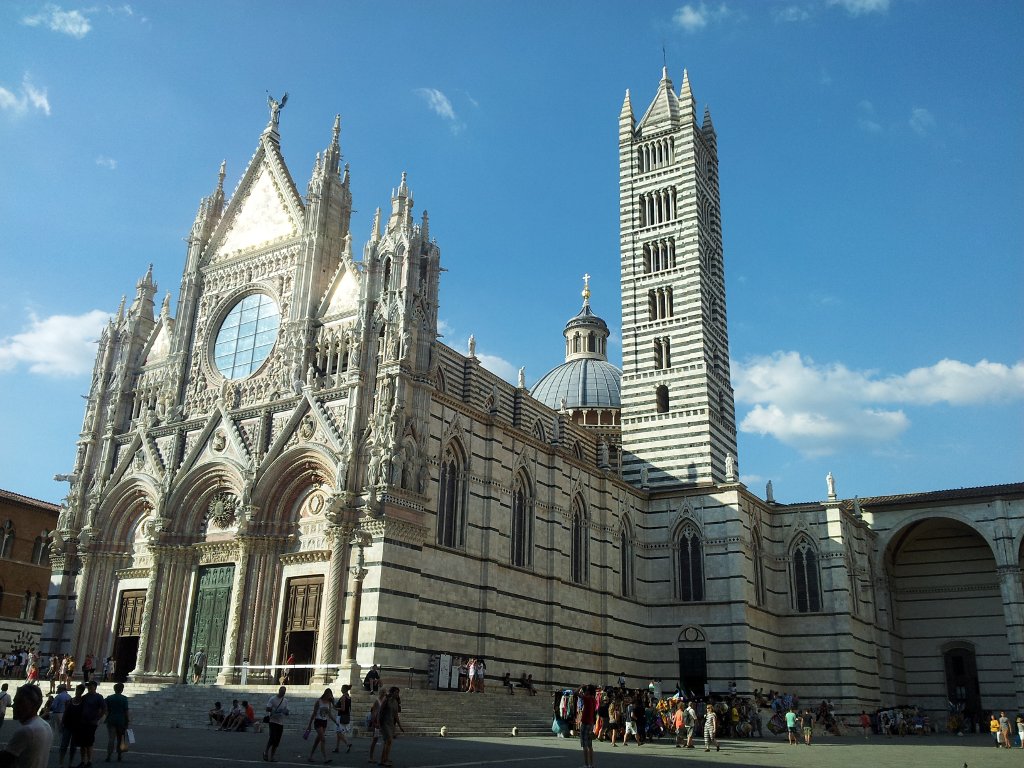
[570,497,589,585]
[0,521,14,559]
[619,519,635,598]
[677,523,705,602]
[791,536,822,613]
[510,471,533,568]
[437,442,467,549]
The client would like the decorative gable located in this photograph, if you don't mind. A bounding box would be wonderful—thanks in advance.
[324,267,359,317]
[214,165,299,258]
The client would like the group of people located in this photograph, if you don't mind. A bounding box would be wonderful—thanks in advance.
[457,658,486,693]
[989,710,1024,749]
[2,649,117,692]
[500,672,537,696]
[0,678,131,767]
[302,684,403,766]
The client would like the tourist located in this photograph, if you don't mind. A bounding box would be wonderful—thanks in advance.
[46,658,59,694]
[607,696,622,747]
[101,658,113,683]
[577,685,597,768]
[703,703,720,752]
[999,711,1012,749]
[76,679,106,766]
[786,706,799,745]
[104,682,130,762]
[0,684,52,767]
[367,689,386,763]
[466,658,477,693]
[82,655,95,684]
[673,701,686,747]
[363,664,381,693]
[1016,715,1024,749]
[623,696,642,746]
[475,658,486,692]
[220,700,243,731]
[208,701,225,727]
[305,688,336,763]
[502,673,515,696]
[50,684,71,734]
[990,712,1001,746]
[191,648,207,685]
[332,684,352,753]
[518,673,537,696]
[58,684,84,768]
[377,687,404,768]
[0,683,11,735]
[263,685,289,762]
[457,658,468,691]
[859,710,871,738]
[801,707,814,745]
[684,700,697,747]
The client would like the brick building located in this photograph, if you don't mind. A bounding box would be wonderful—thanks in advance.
[0,489,59,650]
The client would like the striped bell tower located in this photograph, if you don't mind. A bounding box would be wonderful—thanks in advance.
[618,68,737,489]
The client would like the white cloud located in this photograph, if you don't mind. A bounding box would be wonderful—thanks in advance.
[857,99,882,134]
[415,88,456,120]
[674,3,709,31]
[909,106,936,136]
[96,155,118,170]
[22,4,92,37]
[828,0,889,15]
[0,75,51,117]
[776,5,811,22]
[673,2,731,32]
[732,351,1024,455]
[0,310,109,377]
[477,352,518,385]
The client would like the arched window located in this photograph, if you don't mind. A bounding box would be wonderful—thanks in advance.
[570,497,589,585]
[678,523,704,601]
[31,532,49,565]
[0,521,14,559]
[21,590,31,620]
[792,537,822,612]
[510,472,533,568]
[656,385,669,414]
[752,529,766,607]
[33,592,42,621]
[437,443,466,548]
[381,257,392,294]
[619,520,634,598]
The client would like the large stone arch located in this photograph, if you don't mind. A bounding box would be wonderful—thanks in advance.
[95,476,160,549]
[253,445,337,536]
[881,515,1012,717]
[166,461,246,542]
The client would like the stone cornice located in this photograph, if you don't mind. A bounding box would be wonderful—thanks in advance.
[280,549,331,565]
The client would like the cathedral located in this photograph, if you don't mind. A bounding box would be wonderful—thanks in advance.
[45,69,1024,719]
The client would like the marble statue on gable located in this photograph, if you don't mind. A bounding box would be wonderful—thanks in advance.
[468,334,476,357]
[827,471,836,499]
[725,452,736,482]
[518,367,526,389]
[766,480,774,504]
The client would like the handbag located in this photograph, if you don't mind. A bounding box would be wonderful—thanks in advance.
[125,728,136,745]
[303,727,311,740]
[263,715,271,723]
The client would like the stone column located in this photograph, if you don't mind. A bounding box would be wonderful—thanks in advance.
[218,538,251,684]
[132,547,163,680]
[314,522,352,683]
[338,531,369,688]
[243,541,272,681]
[997,565,1024,710]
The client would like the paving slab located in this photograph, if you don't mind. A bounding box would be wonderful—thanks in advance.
[1,721,1013,768]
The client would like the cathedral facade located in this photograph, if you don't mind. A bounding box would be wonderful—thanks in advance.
[45,72,1024,718]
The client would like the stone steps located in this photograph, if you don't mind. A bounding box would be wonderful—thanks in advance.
[7,678,553,738]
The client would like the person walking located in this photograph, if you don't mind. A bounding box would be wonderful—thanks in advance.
[58,684,84,768]
[367,689,387,764]
[578,685,597,768]
[191,648,207,685]
[801,707,814,745]
[0,684,53,767]
[306,688,336,764]
[684,700,697,748]
[999,711,1012,749]
[332,684,352,754]
[376,687,404,768]
[104,682,130,762]
[673,702,686,748]
[785,706,799,745]
[703,704,720,752]
[0,683,12,737]
[77,679,107,767]
[263,686,288,762]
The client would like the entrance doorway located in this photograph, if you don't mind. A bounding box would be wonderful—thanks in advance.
[944,644,981,720]
[187,565,234,684]
[113,589,145,682]
[678,648,708,698]
[280,576,323,685]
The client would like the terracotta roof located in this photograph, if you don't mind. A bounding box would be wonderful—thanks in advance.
[846,482,1024,511]
[0,488,61,512]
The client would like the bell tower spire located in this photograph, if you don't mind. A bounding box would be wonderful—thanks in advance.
[618,68,737,489]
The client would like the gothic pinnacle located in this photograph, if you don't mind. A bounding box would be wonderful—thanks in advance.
[160,292,172,317]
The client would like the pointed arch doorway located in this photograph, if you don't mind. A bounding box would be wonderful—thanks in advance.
[677,625,708,698]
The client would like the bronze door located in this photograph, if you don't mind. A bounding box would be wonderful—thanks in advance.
[280,576,323,685]
[113,589,146,681]
[187,565,234,684]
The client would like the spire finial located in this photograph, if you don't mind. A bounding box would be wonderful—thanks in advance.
[161,292,171,317]
[217,160,226,191]
[582,273,591,305]
[332,114,341,143]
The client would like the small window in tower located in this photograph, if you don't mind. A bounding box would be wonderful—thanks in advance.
[656,385,669,414]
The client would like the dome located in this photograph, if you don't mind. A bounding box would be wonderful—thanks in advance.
[530,357,622,410]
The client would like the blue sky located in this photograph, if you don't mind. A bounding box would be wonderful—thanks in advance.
[1,0,1021,506]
